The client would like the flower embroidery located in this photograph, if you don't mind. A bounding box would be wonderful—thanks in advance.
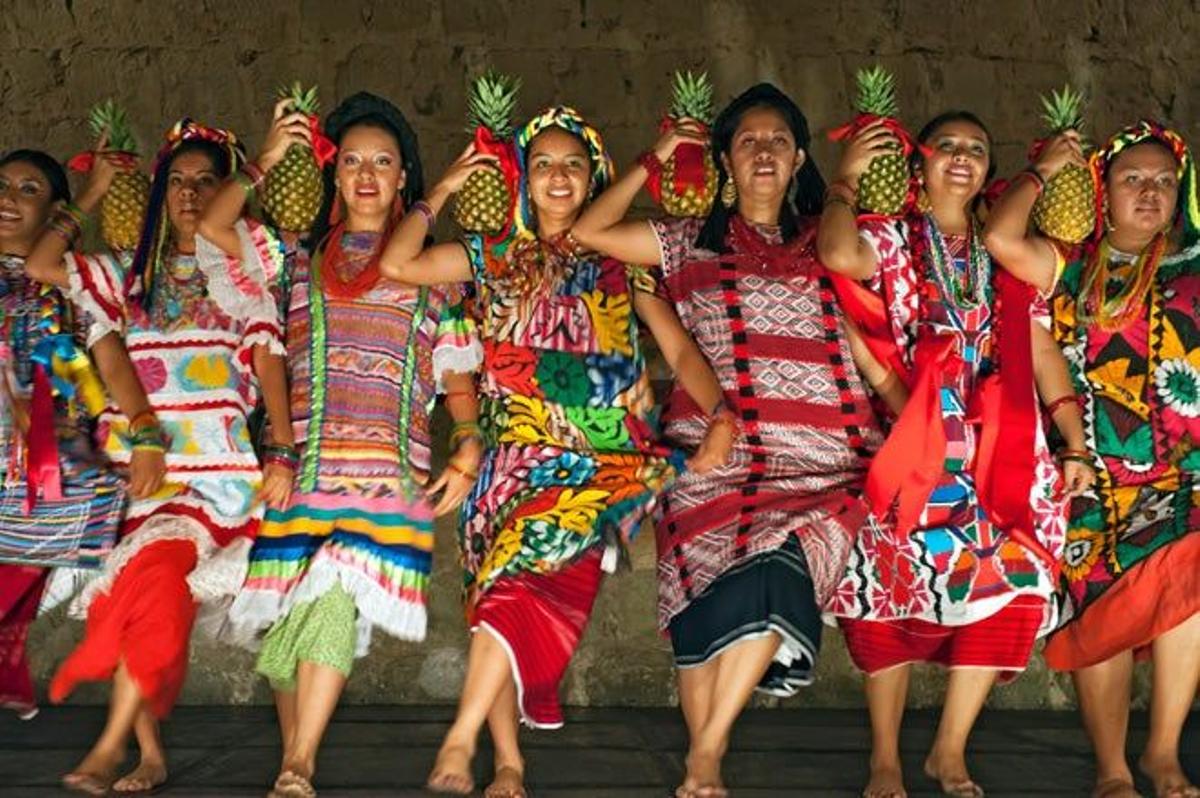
[535,350,590,406]
[1153,357,1200,418]
[529,451,597,487]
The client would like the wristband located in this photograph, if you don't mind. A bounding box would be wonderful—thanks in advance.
[637,150,664,182]
[1044,394,1081,418]
[1017,167,1046,196]
[411,200,437,229]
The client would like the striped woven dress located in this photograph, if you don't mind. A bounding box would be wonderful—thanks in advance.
[225,221,480,661]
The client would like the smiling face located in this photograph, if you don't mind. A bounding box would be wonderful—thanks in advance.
[919,118,991,206]
[165,149,222,243]
[721,105,803,209]
[1105,141,1179,243]
[0,160,57,251]
[335,124,405,229]
[525,127,591,230]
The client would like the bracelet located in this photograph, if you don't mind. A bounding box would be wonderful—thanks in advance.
[48,203,85,245]
[823,194,855,211]
[263,453,297,470]
[411,200,437,229]
[1058,453,1094,467]
[1056,447,1091,461]
[128,409,159,433]
[446,460,479,480]
[707,408,741,440]
[449,420,483,449]
[128,424,166,450]
[232,170,257,200]
[826,178,858,197]
[1044,394,1081,417]
[1017,167,1046,196]
[262,443,299,468]
[444,391,475,401]
[636,150,664,181]
[241,162,267,187]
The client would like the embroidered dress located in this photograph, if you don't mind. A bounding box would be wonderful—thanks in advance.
[217,220,481,666]
[1043,239,1200,670]
[0,254,124,715]
[460,231,679,728]
[649,216,881,694]
[828,216,1067,676]
[50,241,280,716]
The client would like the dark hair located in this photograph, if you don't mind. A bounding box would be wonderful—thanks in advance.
[0,149,71,203]
[311,93,425,246]
[914,110,997,183]
[696,83,826,253]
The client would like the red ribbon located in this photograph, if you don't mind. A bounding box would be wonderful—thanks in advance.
[827,272,911,389]
[308,116,338,166]
[24,364,62,512]
[470,125,521,240]
[645,117,711,204]
[828,114,931,159]
[66,151,138,173]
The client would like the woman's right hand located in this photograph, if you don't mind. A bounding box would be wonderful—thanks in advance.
[257,98,313,173]
[434,144,501,197]
[835,120,900,187]
[78,133,138,210]
[652,118,708,164]
[1032,131,1087,181]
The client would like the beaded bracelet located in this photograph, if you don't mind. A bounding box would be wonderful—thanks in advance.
[449,420,483,449]
[1044,394,1081,417]
[262,443,299,469]
[636,150,663,181]
[241,162,266,187]
[446,461,479,480]
[411,200,437,229]
[1056,447,1092,463]
[128,423,167,451]
[48,203,85,245]
[1058,453,1094,467]
[1017,167,1046,196]
[128,409,160,433]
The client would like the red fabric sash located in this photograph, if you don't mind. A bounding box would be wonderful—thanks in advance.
[471,126,521,240]
[24,365,62,512]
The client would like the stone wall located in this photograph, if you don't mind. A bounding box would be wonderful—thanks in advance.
[13,0,1195,708]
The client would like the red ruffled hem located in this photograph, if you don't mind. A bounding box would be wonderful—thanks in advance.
[0,565,48,713]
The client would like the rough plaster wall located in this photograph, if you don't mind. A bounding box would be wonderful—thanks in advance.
[13,0,1196,707]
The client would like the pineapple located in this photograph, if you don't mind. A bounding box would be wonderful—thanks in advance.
[1030,85,1095,244]
[660,70,718,218]
[454,70,520,235]
[261,82,325,233]
[88,101,150,251]
[849,66,909,216]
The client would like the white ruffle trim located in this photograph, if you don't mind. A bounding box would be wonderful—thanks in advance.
[67,513,251,619]
[226,553,428,658]
[242,327,287,357]
[194,222,282,328]
[434,341,484,392]
[65,252,125,348]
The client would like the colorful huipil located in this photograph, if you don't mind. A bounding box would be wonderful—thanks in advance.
[50,242,279,716]
[648,215,881,693]
[828,215,1067,673]
[1043,238,1200,669]
[214,220,481,654]
[0,254,124,714]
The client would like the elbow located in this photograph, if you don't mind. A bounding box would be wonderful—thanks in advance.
[982,228,1015,262]
[820,247,871,281]
[569,222,598,250]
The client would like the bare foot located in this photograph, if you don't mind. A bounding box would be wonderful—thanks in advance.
[63,745,124,795]
[1093,777,1143,798]
[484,764,527,798]
[676,750,727,798]
[112,757,168,793]
[924,751,983,798]
[864,761,907,798]
[1138,753,1200,798]
[427,743,475,795]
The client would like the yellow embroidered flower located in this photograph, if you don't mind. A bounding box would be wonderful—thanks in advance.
[580,290,633,357]
[541,488,608,534]
[501,395,555,445]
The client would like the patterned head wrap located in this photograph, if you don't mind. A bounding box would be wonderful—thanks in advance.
[511,106,612,238]
[131,118,245,305]
[1090,118,1198,246]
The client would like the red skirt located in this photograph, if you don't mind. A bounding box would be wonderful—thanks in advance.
[839,594,1046,680]
[50,540,198,718]
[0,565,48,715]
[470,548,604,729]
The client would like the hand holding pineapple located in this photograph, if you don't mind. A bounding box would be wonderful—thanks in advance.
[651,117,708,167]
[75,132,140,213]
[1029,86,1096,243]
[256,97,315,173]
[833,118,901,189]
[430,143,502,205]
[1030,129,1087,181]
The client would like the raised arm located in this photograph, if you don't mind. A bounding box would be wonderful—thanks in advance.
[817,121,895,280]
[378,145,496,285]
[25,141,128,288]
[572,120,706,265]
[633,291,733,473]
[983,132,1086,295]
[199,98,313,257]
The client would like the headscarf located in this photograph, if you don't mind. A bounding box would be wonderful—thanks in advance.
[1090,119,1199,247]
[131,118,244,305]
[510,105,612,239]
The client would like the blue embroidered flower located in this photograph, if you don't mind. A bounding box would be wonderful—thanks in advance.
[529,451,597,487]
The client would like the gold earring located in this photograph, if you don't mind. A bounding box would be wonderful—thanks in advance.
[916,181,932,213]
[721,179,737,209]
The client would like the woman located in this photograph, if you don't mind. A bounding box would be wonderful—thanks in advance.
[198,92,483,798]
[0,150,125,720]
[573,82,902,798]
[819,111,1093,798]
[23,120,291,795]
[985,119,1199,798]
[379,105,733,798]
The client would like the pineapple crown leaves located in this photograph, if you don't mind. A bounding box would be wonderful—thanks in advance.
[87,99,139,154]
[669,70,714,124]
[277,81,321,117]
[853,65,900,120]
[1039,84,1086,134]
[465,70,521,137]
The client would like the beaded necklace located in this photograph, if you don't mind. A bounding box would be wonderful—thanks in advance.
[1076,234,1166,332]
[922,213,991,310]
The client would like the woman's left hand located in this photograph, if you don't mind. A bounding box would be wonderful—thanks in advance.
[1061,459,1095,499]
[428,436,483,516]
[687,417,736,474]
[259,462,294,511]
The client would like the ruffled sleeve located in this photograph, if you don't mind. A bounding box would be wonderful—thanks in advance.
[194,219,287,356]
[432,284,483,391]
[65,251,130,348]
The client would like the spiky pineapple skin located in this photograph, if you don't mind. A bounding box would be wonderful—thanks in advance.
[454,167,510,234]
[1032,163,1095,243]
[661,150,717,217]
[100,171,150,251]
[262,143,324,233]
[858,150,909,216]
